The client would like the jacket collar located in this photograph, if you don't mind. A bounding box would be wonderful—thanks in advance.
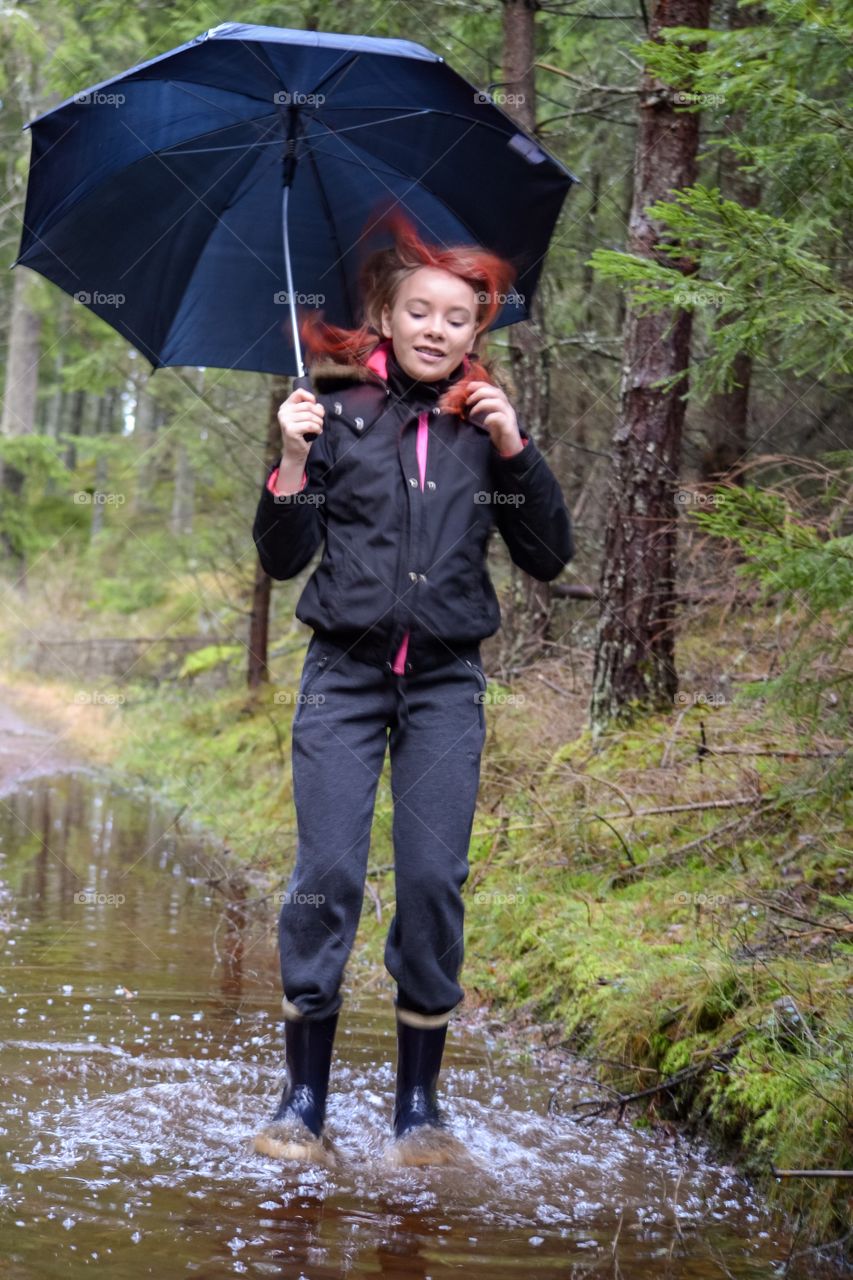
[309,339,469,410]
[368,340,469,407]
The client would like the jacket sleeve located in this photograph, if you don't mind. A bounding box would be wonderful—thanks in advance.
[252,427,333,580]
[489,424,574,582]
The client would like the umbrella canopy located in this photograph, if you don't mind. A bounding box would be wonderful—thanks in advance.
[15,22,577,377]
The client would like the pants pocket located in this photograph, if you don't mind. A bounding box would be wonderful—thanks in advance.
[465,659,488,734]
[294,642,330,723]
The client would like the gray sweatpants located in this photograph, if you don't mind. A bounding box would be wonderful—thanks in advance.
[278,632,488,1024]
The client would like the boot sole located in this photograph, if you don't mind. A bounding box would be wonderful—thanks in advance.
[252,1121,338,1168]
[382,1125,477,1169]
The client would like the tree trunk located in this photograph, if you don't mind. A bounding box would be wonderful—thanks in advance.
[130,373,161,516]
[590,0,711,734]
[500,0,557,667]
[64,390,86,472]
[170,369,201,535]
[0,266,42,492]
[90,390,119,541]
[170,441,195,536]
[247,375,289,690]
[701,0,762,483]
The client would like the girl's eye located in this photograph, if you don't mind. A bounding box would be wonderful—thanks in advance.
[409,312,467,327]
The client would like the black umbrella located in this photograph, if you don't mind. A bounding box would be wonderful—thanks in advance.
[15,22,577,377]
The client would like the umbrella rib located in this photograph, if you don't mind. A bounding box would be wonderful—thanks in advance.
[313,108,526,147]
[303,142,358,325]
[308,52,364,103]
[306,115,492,279]
[162,109,435,154]
[169,79,281,124]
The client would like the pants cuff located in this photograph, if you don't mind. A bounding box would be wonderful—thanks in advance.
[395,1002,460,1028]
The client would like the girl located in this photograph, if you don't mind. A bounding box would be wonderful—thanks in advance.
[251,213,574,1168]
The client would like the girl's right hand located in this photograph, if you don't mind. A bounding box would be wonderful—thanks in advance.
[278,388,325,465]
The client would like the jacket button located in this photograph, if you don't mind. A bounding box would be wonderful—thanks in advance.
[426,480,436,490]
[333,401,342,415]
[385,661,392,669]
[409,571,418,581]
[431,406,440,416]
[354,417,364,430]
[405,663,412,672]
[418,573,427,582]
[408,477,418,487]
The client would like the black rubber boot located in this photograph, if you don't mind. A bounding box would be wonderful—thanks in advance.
[385,1012,474,1167]
[273,1009,339,1135]
[253,1009,339,1164]
[392,1016,449,1138]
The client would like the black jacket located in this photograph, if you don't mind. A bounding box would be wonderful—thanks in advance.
[252,347,574,674]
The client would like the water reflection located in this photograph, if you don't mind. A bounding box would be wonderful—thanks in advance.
[0,772,828,1278]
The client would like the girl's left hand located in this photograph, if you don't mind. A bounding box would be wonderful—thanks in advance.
[465,381,523,454]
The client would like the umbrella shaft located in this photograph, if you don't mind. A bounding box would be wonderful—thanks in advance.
[281,182,304,379]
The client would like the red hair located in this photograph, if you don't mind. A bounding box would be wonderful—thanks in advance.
[298,208,519,417]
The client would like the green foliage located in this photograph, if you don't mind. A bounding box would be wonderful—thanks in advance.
[691,455,853,738]
[589,184,853,394]
[588,0,853,399]
[85,574,167,614]
[0,435,81,559]
[178,644,243,679]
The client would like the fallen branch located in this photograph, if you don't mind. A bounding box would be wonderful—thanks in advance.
[605,808,771,887]
[742,893,853,935]
[556,1033,747,1124]
[705,746,846,759]
[596,795,758,820]
[364,879,382,923]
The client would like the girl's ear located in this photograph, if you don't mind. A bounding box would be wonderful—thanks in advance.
[380,305,392,339]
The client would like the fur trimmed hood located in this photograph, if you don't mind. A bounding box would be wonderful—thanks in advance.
[305,344,518,401]
[307,358,387,393]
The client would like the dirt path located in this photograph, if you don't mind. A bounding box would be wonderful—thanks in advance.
[0,683,93,798]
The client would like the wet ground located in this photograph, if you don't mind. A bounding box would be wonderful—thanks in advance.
[0,767,836,1278]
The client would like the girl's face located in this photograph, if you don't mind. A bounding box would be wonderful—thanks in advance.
[380,266,480,382]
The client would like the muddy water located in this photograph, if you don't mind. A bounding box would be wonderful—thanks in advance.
[0,771,828,1279]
